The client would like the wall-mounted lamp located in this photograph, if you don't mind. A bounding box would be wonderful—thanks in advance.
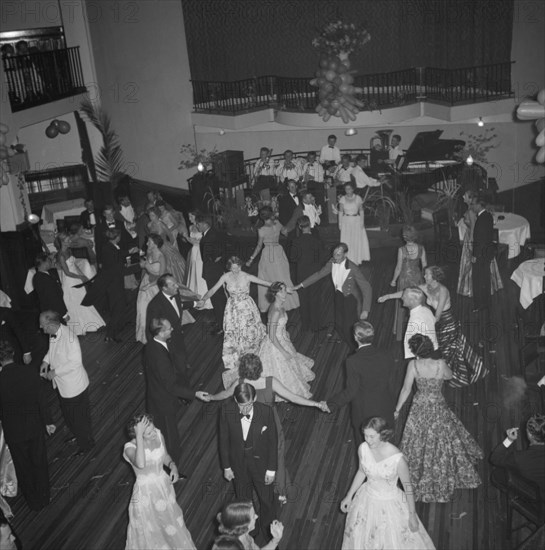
[344,128,358,136]
[45,119,71,139]
[27,213,40,224]
[219,129,226,136]
[477,117,484,127]
[466,155,474,166]
[197,162,205,172]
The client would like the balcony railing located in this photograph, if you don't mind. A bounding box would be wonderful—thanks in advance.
[191,62,513,114]
[3,46,87,112]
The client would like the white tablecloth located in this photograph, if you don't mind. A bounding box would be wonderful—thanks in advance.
[458,212,531,259]
[510,258,545,309]
[0,290,11,308]
[41,198,85,231]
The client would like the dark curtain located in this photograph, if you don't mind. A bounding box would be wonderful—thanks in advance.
[181,0,513,81]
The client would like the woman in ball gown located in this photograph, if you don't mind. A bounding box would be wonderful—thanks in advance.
[55,234,105,336]
[394,334,483,502]
[197,257,271,373]
[258,282,315,399]
[389,225,427,341]
[135,234,166,344]
[246,206,299,313]
[183,211,212,310]
[457,189,503,297]
[157,201,187,250]
[147,207,186,276]
[337,181,369,264]
[340,417,435,550]
[216,501,283,550]
[123,414,196,550]
[210,353,328,503]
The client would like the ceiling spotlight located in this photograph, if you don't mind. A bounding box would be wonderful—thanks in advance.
[466,155,474,166]
[345,128,358,136]
[477,117,484,127]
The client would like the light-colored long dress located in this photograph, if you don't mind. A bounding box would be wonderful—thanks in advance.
[339,194,370,264]
[123,431,196,550]
[59,255,105,336]
[184,225,212,309]
[256,222,299,312]
[342,443,435,550]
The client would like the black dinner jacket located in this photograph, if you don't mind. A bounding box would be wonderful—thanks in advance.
[0,307,31,355]
[145,291,196,368]
[200,227,227,282]
[33,269,67,316]
[0,361,53,442]
[490,440,545,498]
[288,233,328,281]
[79,209,96,230]
[277,192,301,226]
[472,210,495,262]
[94,217,127,265]
[144,338,195,415]
[219,400,278,475]
[328,344,396,428]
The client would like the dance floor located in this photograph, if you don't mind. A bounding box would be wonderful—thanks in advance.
[8,232,542,550]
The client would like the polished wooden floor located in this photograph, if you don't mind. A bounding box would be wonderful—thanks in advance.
[9,230,543,550]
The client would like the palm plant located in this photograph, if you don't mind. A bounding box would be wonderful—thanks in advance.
[80,97,127,183]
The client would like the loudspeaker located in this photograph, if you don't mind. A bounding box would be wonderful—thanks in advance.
[213,150,245,186]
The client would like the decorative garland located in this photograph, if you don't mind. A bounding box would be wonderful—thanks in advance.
[312,21,371,57]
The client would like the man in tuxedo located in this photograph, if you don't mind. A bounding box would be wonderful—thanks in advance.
[327,322,396,446]
[295,243,372,347]
[490,414,545,497]
[277,180,300,227]
[219,383,278,545]
[94,205,125,266]
[145,318,208,466]
[283,191,322,238]
[33,254,67,320]
[79,198,96,230]
[471,197,495,312]
[0,340,55,510]
[145,274,200,373]
[82,229,127,342]
[196,215,227,334]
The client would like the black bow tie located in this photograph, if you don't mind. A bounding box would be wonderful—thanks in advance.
[329,145,334,148]
[169,295,177,301]
[240,413,251,419]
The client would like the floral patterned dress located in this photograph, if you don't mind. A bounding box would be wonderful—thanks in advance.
[400,361,483,502]
[342,443,435,550]
[123,430,196,550]
[221,273,267,372]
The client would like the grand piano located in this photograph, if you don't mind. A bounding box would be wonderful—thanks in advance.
[387,130,467,196]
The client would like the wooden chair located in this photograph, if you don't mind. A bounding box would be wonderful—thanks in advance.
[491,468,544,541]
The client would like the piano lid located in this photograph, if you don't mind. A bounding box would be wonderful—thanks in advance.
[405,130,465,163]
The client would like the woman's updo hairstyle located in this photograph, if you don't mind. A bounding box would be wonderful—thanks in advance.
[226,256,243,270]
[408,333,435,358]
[266,281,285,303]
[259,206,275,222]
[147,233,164,249]
[362,416,394,441]
[216,501,253,537]
[238,353,263,381]
[426,265,445,283]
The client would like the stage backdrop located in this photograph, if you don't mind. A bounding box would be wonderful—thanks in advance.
[181,0,514,81]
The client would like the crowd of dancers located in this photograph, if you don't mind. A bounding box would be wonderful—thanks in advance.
[1,168,544,550]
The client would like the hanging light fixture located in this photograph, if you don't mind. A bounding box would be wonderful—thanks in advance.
[477,117,484,127]
[218,128,226,135]
[27,213,40,224]
[466,155,474,166]
[344,128,358,136]
[197,162,205,172]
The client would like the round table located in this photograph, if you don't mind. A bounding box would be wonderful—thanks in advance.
[458,212,531,259]
[510,258,545,309]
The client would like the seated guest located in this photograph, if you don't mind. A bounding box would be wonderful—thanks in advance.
[275,150,302,184]
[490,414,545,498]
[0,341,55,511]
[387,134,403,164]
[252,147,276,196]
[333,154,353,186]
[352,154,382,192]
[369,138,389,176]
[320,134,341,173]
[79,199,96,229]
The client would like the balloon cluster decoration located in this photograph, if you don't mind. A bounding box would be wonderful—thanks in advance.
[0,123,14,186]
[310,20,371,124]
[310,55,365,123]
[45,119,71,139]
[517,88,545,164]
